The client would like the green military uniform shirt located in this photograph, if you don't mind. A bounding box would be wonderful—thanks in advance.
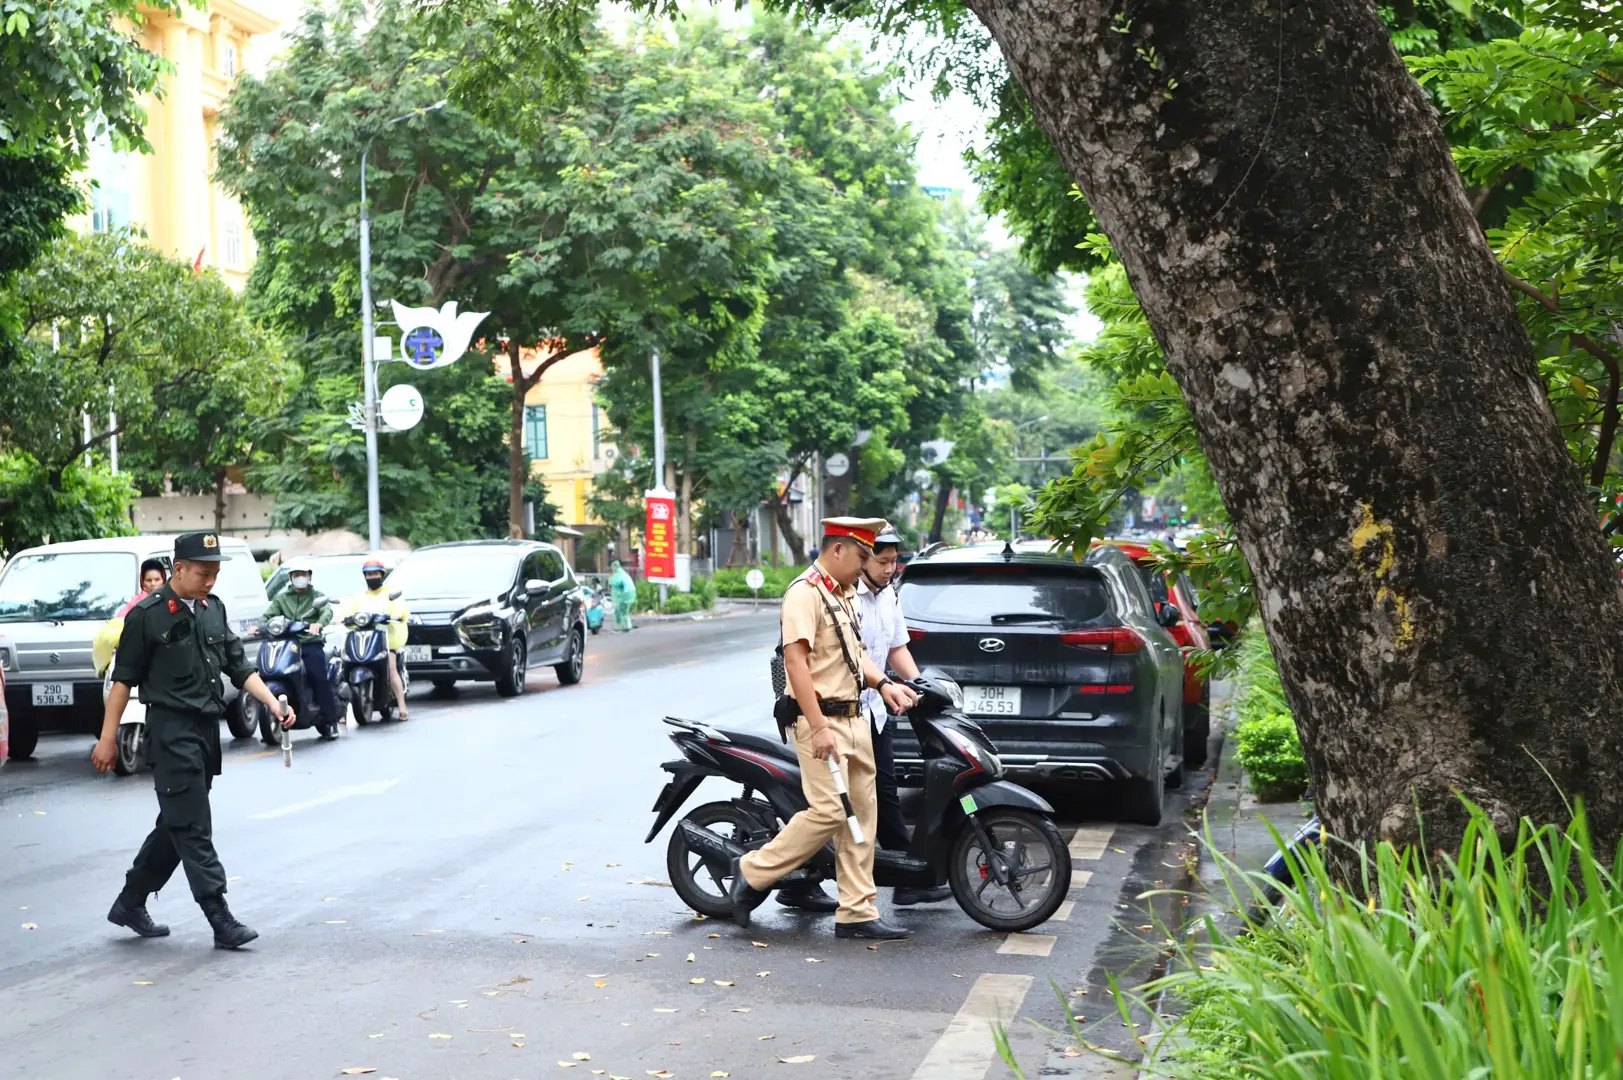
[262,588,333,645]
[111,584,256,716]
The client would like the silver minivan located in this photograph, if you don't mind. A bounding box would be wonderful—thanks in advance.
[0,535,267,760]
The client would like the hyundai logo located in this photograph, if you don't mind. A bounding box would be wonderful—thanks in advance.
[977,638,1006,654]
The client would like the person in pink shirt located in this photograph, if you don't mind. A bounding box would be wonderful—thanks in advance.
[117,560,168,618]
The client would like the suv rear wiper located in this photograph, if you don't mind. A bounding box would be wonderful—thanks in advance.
[989,612,1063,625]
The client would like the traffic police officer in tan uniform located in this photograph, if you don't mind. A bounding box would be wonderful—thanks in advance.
[728,517,920,940]
[93,531,294,949]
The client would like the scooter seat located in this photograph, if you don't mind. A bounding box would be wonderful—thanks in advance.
[716,729,799,761]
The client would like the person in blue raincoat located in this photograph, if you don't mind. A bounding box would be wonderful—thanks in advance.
[609,560,636,632]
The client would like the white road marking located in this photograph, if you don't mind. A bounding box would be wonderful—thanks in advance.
[1068,825,1115,861]
[1052,900,1076,922]
[997,933,1057,958]
[1071,869,1093,890]
[909,973,1034,1080]
[249,779,401,820]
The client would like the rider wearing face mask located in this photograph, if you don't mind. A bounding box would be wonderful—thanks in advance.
[335,559,410,721]
[259,561,341,736]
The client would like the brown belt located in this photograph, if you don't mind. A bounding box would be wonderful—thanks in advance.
[814,699,861,718]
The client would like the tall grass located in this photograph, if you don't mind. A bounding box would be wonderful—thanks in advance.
[1144,801,1623,1078]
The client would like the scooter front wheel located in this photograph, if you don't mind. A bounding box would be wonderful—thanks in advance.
[948,808,1071,933]
[667,801,771,920]
[114,723,145,776]
[255,699,280,746]
[351,682,373,726]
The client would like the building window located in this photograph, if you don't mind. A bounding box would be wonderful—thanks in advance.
[591,403,601,458]
[88,135,132,234]
[524,405,548,461]
[222,213,244,269]
[222,42,238,78]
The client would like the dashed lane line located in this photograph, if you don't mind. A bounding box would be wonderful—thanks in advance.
[248,778,401,820]
[909,973,1035,1080]
[997,933,1057,958]
[1071,869,1093,890]
[1068,825,1115,861]
[1052,900,1076,922]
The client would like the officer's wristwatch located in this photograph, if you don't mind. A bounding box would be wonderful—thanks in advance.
[875,675,894,690]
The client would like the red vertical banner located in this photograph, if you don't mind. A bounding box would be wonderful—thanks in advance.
[644,493,677,580]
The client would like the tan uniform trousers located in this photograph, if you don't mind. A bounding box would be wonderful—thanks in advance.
[739,714,879,924]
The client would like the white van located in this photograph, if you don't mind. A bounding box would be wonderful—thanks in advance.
[0,535,267,759]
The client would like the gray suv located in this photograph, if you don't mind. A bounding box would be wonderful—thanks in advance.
[891,541,1186,825]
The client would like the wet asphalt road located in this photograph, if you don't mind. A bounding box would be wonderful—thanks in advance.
[0,610,1215,1080]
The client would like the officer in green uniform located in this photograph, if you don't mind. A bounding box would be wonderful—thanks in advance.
[92,531,294,949]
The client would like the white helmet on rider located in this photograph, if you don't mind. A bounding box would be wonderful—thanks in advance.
[287,560,314,591]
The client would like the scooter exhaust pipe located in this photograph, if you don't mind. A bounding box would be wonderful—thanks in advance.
[678,820,745,872]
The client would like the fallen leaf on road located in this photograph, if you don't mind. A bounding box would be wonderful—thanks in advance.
[707,933,720,939]
[501,975,532,985]
[648,1071,673,1078]
[563,862,575,870]
[606,862,620,867]
[732,1007,751,1013]
[780,1056,816,1064]
[367,1034,383,1039]
[690,978,706,984]
[574,1052,592,1061]
[653,1008,678,1013]
[325,920,348,925]
[510,1033,525,1039]
[758,1034,775,1041]
[751,941,769,949]
[646,930,671,936]
[594,980,607,988]
[1112,847,1125,853]
[32,810,45,815]
[646,953,660,958]
[429,1033,453,1040]
[323,897,338,902]
[512,1041,524,1048]
[715,981,734,987]
[686,953,696,962]
[805,958,821,963]
[20,923,37,930]
[578,896,591,902]
[712,1072,731,1077]
[448,1000,467,1005]
[1063,1047,1082,1058]
[340,1069,377,1075]
[133,981,153,986]
[951,974,963,979]
[558,1062,578,1068]
[756,971,770,978]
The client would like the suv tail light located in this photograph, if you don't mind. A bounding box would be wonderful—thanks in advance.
[1059,627,1143,654]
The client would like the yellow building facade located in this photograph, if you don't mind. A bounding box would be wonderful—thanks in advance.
[78,0,283,289]
[495,347,617,530]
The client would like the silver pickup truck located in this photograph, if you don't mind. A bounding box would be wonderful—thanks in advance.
[0,535,267,760]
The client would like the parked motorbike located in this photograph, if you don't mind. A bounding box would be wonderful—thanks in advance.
[338,610,408,724]
[101,651,148,775]
[250,616,340,744]
[647,676,1073,933]
[584,586,605,635]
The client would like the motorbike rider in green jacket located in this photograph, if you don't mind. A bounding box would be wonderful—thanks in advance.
[255,561,341,732]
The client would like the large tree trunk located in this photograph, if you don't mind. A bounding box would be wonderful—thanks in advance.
[508,341,529,540]
[970,0,1623,853]
[213,466,228,534]
[823,445,856,517]
[928,479,951,545]
[678,429,696,556]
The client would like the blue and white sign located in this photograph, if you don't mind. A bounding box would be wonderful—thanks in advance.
[388,300,490,370]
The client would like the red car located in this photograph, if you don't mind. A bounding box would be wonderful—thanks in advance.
[1092,540,1212,768]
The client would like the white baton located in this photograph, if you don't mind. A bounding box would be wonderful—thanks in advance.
[826,758,865,844]
[278,694,292,768]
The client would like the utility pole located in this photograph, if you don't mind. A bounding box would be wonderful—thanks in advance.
[650,346,667,605]
[358,99,446,553]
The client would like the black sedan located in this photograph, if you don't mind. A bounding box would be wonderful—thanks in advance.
[391,540,588,696]
[892,541,1186,825]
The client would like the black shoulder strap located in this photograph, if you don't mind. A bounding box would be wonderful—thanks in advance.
[807,578,863,697]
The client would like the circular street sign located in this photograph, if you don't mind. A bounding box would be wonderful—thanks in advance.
[825,452,850,478]
[912,469,933,489]
[745,568,766,591]
[380,384,425,432]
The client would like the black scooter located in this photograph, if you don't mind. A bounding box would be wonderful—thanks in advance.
[647,677,1072,933]
[250,616,340,744]
[337,610,407,724]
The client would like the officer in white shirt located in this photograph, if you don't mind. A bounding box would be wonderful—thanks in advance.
[854,523,952,905]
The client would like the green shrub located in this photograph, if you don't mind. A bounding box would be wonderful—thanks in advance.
[691,573,717,609]
[1234,711,1309,801]
[1002,801,1623,1079]
[713,565,804,598]
[661,592,705,614]
[633,578,661,613]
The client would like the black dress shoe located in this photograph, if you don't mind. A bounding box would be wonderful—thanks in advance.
[893,885,953,906]
[107,895,170,938]
[835,917,912,940]
[776,882,838,913]
[727,857,767,927]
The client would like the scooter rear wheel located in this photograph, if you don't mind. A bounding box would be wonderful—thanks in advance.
[114,723,145,776]
[948,808,1071,933]
[667,801,771,920]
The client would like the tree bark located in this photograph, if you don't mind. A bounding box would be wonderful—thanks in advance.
[508,342,530,540]
[678,429,696,556]
[969,0,1623,853]
[213,466,228,534]
[928,478,951,545]
[823,445,856,518]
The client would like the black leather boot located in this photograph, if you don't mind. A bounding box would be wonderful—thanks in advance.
[198,894,258,949]
[107,892,170,938]
[776,881,838,913]
[727,857,767,927]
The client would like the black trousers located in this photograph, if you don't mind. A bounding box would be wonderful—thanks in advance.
[300,641,341,724]
[871,716,911,851]
[124,707,227,901]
